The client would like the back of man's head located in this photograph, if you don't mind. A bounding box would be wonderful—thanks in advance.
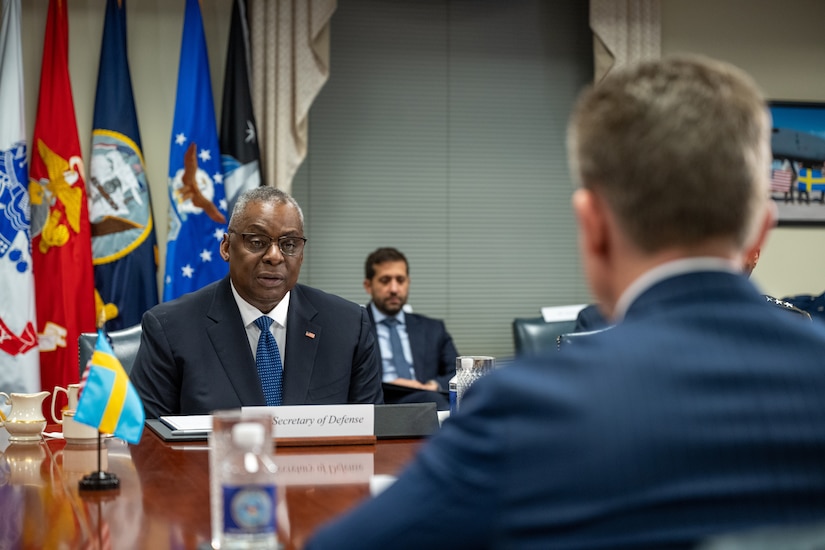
[567,56,772,254]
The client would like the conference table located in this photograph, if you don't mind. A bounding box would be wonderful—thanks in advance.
[0,424,425,549]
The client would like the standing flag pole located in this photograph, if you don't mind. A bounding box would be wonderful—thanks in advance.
[220,0,262,215]
[29,0,97,404]
[164,0,228,302]
[0,0,40,394]
[79,429,117,492]
[88,0,159,331]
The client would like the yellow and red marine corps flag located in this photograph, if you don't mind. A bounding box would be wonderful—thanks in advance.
[29,0,96,398]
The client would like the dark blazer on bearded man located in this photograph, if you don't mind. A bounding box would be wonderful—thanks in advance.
[308,270,825,549]
[130,277,383,418]
[366,304,458,391]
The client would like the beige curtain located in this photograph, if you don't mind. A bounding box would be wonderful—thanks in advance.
[590,0,661,83]
[248,0,337,194]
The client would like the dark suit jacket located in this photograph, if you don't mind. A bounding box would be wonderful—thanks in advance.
[366,304,458,391]
[308,271,825,549]
[573,303,610,332]
[575,295,812,333]
[130,277,383,418]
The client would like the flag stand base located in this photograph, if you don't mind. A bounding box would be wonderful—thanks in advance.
[78,431,119,491]
[79,471,120,491]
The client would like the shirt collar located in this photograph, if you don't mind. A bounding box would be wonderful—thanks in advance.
[613,256,739,322]
[370,302,406,325]
[230,281,291,328]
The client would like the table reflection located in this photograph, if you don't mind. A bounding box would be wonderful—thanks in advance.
[0,441,46,487]
[0,425,423,549]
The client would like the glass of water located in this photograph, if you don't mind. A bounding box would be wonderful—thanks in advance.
[454,356,495,411]
[209,409,277,549]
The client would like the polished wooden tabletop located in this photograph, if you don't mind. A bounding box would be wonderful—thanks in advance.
[0,425,424,549]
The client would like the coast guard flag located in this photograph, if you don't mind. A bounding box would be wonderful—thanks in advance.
[164,0,228,301]
[75,330,144,444]
[220,0,262,215]
[89,0,159,331]
[0,0,39,393]
[29,0,96,394]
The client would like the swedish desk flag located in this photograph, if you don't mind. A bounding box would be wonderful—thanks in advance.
[164,0,228,301]
[75,330,144,444]
[89,0,159,330]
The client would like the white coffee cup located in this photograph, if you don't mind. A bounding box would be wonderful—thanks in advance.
[51,383,82,423]
[61,410,99,444]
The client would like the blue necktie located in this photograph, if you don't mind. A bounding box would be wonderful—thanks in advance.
[382,317,413,380]
[254,316,283,406]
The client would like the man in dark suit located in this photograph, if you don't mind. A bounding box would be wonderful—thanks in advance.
[573,248,810,333]
[130,187,383,418]
[363,247,458,410]
[307,56,825,549]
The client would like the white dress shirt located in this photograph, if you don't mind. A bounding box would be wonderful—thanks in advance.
[230,281,290,368]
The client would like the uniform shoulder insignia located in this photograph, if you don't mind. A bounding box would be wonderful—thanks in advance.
[764,295,813,320]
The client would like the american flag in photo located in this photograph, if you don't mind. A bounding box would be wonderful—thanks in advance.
[770,167,793,193]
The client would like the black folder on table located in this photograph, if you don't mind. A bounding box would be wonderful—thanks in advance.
[374,402,439,439]
[146,418,209,442]
[380,382,448,404]
[145,403,439,442]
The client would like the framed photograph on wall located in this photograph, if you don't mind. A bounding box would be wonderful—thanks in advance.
[769,101,825,226]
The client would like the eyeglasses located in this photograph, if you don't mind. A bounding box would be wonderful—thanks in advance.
[231,232,307,256]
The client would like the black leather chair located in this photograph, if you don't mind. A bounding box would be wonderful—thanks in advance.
[78,324,143,377]
[512,317,577,356]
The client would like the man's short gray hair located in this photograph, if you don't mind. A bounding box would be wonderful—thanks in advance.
[229,186,305,230]
[567,55,771,252]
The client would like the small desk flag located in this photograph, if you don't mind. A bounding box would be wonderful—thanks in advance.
[75,330,145,444]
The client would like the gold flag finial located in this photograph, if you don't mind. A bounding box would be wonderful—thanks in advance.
[94,290,119,329]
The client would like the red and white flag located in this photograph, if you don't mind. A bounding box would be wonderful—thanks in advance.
[770,160,794,193]
[29,0,96,397]
[0,0,40,393]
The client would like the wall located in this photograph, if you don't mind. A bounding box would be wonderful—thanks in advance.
[14,1,825,354]
[290,0,592,358]
[19,0,593,359]
[662,0,825,297]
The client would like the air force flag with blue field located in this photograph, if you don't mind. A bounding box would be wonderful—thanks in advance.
[164,0,228,301]
[90,0,159,330]
[75,330,145,444]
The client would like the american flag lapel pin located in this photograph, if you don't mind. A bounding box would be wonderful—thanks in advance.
[305,331,316,339]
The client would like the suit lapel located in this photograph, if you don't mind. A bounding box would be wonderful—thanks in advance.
[405,314,425,382]
[206,277,264,405]
[366,303,381,358]
[283,285,321,403]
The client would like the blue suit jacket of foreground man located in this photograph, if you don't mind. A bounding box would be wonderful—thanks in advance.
[306,56,825,549]
[310,269,825,549]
